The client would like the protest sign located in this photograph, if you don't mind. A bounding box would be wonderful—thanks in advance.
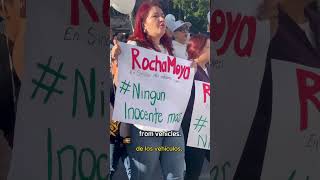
[187,81,210,150]
[211,0,270,179]
[112,43,195,131]
[261,59,320,180]
[8,1,109,179]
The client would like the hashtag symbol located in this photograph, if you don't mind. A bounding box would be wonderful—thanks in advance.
[193,115,207,132]
[31,56,67,104]
[119,80,131,95]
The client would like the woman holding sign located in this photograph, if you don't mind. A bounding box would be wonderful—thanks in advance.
[111,2,185,180]
[182,34,210,180]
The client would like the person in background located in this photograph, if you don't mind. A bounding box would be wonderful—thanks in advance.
[109,28,131,179]
[172,20,192,60]
[116,32,129,43]
[182,34,210,180]
[109,74,132,180]
[111,2,186,180]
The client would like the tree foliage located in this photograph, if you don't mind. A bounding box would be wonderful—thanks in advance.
[111,0,210,34]
[170,0,209,33]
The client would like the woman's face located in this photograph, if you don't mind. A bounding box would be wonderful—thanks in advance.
[174,26,189,44]
[198,39,210,64]
[143,6,166,40]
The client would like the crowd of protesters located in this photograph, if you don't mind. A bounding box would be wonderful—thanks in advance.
[109,1,210,180]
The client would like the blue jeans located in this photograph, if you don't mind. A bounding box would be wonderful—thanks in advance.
[127,126,185,180]
[110,139,131,180]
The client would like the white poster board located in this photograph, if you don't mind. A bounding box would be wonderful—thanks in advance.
[187,81,210,150]
[211,0,270,178]
[261,59,320,180]
[8,1,108,179]
[112,43,195,131]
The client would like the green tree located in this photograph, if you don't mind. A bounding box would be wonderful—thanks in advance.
[171,0,209,33]
[113,0,210,34]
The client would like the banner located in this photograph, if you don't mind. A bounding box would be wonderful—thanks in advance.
[8,1,109,179]
[261,59,320,180]
[211,0,270,178]
[112,43,195,131]
[187,81,210,150]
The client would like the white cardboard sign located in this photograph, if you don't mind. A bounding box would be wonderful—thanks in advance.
[187,81,210,150]
[112,43,195,131]
[261,59,320,180]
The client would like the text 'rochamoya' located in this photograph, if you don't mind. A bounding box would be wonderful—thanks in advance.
[131,48,191,80]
